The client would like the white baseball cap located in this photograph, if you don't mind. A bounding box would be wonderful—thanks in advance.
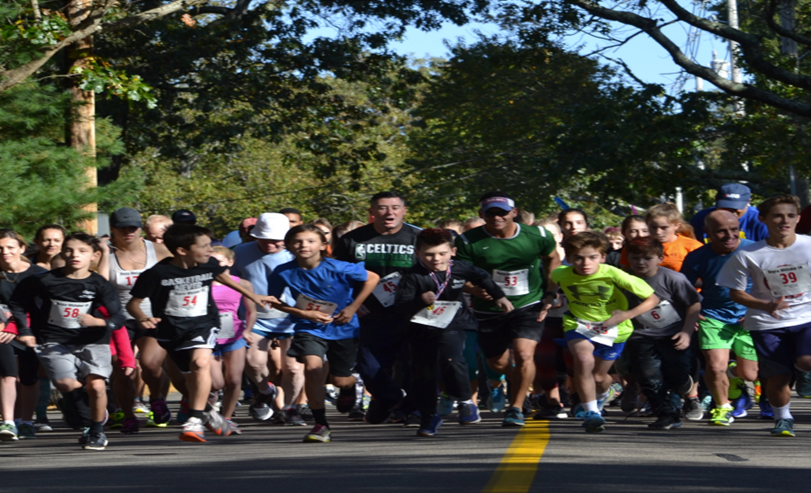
[250,213,290,240]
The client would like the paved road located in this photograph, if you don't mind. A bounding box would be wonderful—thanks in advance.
[2,397,810,492]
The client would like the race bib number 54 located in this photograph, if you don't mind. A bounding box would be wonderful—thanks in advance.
[764,265,811,298]
[165,286,209,317]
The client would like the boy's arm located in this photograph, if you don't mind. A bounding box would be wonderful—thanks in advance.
[394,274,430,315]
[729,290,788,318]
[672,302,700,350]
[239,279,259,344]
[9,276,39,346]
[216,272,279,310]
[538,248,562,321]
[467,263,513,313]
[96,239,111,280]
[79,283,127,331]
[127,298,161,329]
[604,293,660,328]
[334,271,380,324]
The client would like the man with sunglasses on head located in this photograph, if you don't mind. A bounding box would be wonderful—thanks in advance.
[455,192,561,427]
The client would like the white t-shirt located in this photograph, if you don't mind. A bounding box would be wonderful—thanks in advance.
[717,235,811,330]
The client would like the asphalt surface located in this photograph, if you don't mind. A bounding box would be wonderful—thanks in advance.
[2,396,810,492]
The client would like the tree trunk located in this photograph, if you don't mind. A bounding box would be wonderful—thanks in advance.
[65,0,98,233]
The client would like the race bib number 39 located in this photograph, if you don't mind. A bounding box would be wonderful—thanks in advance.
[493,269,529,297]
[295,294,338,318]
[165,286,209,318]
[574,318,618,346]
[372,272,401,308]
[410,301,462,329]
[636,300,682,330]
[764,265,811,298]
[48,300,92,329]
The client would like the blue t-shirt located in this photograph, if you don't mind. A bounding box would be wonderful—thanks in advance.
[680,240,753,324]
[231,242,295,334]
[267,258,368,340]
[690,206,768,243]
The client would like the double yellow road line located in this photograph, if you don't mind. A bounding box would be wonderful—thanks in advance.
[482,420,550,493]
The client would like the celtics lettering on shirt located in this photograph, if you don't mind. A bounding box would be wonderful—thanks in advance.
[353,243,415,268]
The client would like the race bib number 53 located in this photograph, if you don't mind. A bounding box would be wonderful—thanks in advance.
[493,269,529,297]
[764,265,811,298]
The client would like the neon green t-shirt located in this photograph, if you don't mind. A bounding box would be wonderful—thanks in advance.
[551,264,655,343]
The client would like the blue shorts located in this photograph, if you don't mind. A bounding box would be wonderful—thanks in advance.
[750,321,811,378]
[564,330,626,361]
[213,337,248,356]
[252,328,294,340]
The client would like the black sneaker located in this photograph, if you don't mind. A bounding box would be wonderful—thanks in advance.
[648,414,682,430]
[403,412,422,428]
[683,397,704,421]
[336,387,357,413]
[283,408,307,426]
[83,431,108,450]
[296,404,313,422]
[347,402,366,421]
[364,399,392,425]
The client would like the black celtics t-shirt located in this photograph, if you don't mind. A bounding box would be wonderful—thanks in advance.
[334,223,420,319]
[130,257,227,341]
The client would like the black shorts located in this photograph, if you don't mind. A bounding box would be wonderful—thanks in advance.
[157,327,219,373]
[0,342,17,378]
[287,331,359,377]
[476,304,544,359]
[125,319,154,342]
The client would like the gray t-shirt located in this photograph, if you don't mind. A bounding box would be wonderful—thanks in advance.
[629,267,703,338]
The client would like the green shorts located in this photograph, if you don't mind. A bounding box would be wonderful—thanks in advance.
[698,317,757,361]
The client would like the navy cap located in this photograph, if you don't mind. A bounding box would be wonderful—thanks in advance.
[716,184,751,210]
[480,196,516,212]
[172,209,197,225]
[109,207,142,229]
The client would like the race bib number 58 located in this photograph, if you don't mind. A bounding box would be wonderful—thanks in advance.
[48,300,92,329]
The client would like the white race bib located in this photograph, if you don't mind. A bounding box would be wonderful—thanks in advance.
[113,269,144,290]
[372,272,401,308]
[256,304,288,320]
[574,318,618,345]
[295,294,338,318]
[218,312,236,339]
[410,301,462,329]
[165,286,209,317]
[636,300,682,330]
[48,300,92,329]
[0,303,9,318]
[493,269,530,296]
[764,264,811,297]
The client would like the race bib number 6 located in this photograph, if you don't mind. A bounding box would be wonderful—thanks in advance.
[48,300,92,329]
[636,300,682,330]
[764,265,811,298]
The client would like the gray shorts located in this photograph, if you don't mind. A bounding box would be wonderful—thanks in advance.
[36,343,113,382]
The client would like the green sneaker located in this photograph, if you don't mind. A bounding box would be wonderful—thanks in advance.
[771,418,795,437]
[146,411,168,428]
[709,405,734,426]
[109,410,126,429]
[17,422,36,439]
[0,422,18,441]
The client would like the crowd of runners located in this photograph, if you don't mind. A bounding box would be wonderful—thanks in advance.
[0,183,810,451]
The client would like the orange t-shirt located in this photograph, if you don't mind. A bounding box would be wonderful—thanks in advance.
[619,235,703,272]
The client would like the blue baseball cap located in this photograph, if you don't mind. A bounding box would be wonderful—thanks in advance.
[480,196,516,212]
[716,184,751,210]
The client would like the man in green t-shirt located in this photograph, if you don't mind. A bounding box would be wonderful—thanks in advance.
[455,192,561,427]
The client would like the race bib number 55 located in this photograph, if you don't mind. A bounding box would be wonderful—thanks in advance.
[574,318,618,346]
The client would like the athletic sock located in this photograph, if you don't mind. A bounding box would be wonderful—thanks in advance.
[189,409,205,420]
[89,420,104,434]
[312,408,328,427]
[583,400,599,413]
[4,420,14,426]
[773,403,793,420]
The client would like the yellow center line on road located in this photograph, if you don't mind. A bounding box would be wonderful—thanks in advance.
[481,420,550,493]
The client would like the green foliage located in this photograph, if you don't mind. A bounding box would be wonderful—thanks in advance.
[0,82,142,239]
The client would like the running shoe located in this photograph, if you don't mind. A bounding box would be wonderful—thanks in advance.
[149,398,172,425]
[348,402,366,421]
[303,424,331,443]
[176,398,190,425]
[0,423,18,441]
[758,398,774,419]
[437,393,455,417]
[17,422,36,439]
[620,383,640,412]
[648,414,682,430]
[83,431,108,451]
[121,417,139,434]
[731,393,753,418]
[596,386,616,413]
[336,387,357,413]
[502,407,526,427]
[283,407,307,426]
[572,403,586,420]
[522,395,534,415]
[204,409,230,436]
[364,399,393,425]
[179,417,206,442]
[109,410,125,429]
[709,405,734,426]
[582,411,606,433]
[795,370,811,398]
[487,385,507,413]
[533,405,568,420]
[403,412,422,428]
[458,402,482,425]
[208,391,222,413]
[227,419,242,435]
[249,403,273,421]
[78,427,90,444]
[133,400,150,415]
[700,395,713,412]
[296,404,313,421]
[362,394,371,411]
[33,419,53,433]
[271,411,285,425]
[417,414,443,437]
[146,411,168,428]
[683,397,704,421]
[771,418,796,437]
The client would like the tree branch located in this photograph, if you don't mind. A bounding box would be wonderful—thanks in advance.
[564,0,811,117]
[764,0,811,48]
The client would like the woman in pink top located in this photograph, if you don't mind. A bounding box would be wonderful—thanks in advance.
[210,247,257,435]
